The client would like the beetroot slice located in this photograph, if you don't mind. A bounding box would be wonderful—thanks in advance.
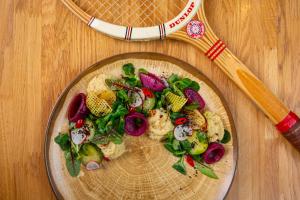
[125,112,148,136]
[184,88,206,110]
[68,93,89,122]
[203,143,225,164]
[139,73,166,92]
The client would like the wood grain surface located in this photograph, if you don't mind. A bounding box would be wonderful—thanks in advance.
[0,0,300,199]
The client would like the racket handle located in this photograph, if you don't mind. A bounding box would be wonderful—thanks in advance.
[277,112,300,151]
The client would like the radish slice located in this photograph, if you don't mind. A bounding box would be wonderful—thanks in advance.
[85,161,101,171]
[203,143,225,164]
[68,93,89,122]
[125,112,148,136]
[184,88,206,110]
[128,88,145,108]
[71,128,87,145]
[139,73,166,92]
[174,125,192,141]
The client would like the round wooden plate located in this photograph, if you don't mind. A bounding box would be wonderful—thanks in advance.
[45,52,238,200]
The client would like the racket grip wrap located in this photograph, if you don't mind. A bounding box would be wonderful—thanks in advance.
[277,112,300,151]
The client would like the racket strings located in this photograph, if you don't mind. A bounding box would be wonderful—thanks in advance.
[73,0,187,27]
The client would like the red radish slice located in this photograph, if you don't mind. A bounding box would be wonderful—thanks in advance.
[71,128,87,145]
[125,112,148,136]
[68,93,89,122]
[85,161,100,171]
[184,88,206,110]
[139,73,166,92]
[128,88,145,108]
[203,143,225,164]
[174,125,192,141]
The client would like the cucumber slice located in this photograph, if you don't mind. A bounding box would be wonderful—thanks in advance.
[84,119,95,141]
[80,143,103,165]
[143,97,156,111]
[187,131,208,155]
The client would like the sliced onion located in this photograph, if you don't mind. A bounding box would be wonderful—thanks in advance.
[86,161,100,171]
[68,93,89,122]
[139,73,166,92]
[203,143,225,164]
[184,88,206,110]
[71,128,87,145]
[125,112,148,136]
[128,88,145,108]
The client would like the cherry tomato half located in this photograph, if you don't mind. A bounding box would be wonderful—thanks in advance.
[175,117,188,125]
[185,155,195,168]
[75,119,84,128]
[142,88,154,98]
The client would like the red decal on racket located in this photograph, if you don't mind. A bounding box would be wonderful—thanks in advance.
[169,1,195,29]
[186,20,205,39]
[276,112,300,133]
[205,40,226,61]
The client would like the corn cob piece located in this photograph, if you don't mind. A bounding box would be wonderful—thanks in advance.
[166,92,188,112]
[86,91,112,116]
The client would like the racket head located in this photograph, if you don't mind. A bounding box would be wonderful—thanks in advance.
[61,0,202,40]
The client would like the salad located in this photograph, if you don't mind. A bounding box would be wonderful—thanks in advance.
[55,63,231,178]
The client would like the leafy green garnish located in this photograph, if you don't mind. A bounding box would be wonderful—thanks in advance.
[54,133,70,151]
[194,162,218,179]
[122,63,135,77]
[172,140,181,150]
[196,131,208,144]
[117,90,129,102]
[138,68,148,74]
[221,129,231,144]
[167,74,200,96]
[65,151,81,177]
[172,157,187,175]
[180,140,192,152]
[170,112,186,123]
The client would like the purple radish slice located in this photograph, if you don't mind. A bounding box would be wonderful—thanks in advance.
[125,112,148,136]
[174,125,192,141]
[71,128,87,145]
[203,143,225,164]
[184,88,206,110]
[68,93,89,122]
[128,88,145,108]
[139,73,166,92]
[85,161,101,170]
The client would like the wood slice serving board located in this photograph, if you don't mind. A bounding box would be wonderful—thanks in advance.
[44,52,237,200]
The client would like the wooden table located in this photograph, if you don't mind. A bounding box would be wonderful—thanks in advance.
[1,0,300,199]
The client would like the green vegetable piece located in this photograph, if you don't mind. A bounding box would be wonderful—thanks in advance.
[79,143,103,165]
[195,163,218,179]
[108,133,123,144]
[65,151,81,177]
[54,133,70,151]
[122,63,135,77]
[180,140,192,151]
[173,150,186,157]
[184,103,200,111]
[164,143,175,153]
[167,74,180,84]
[138,68,148,74]
[142,97,156,111]
[187,131,208,155]
[172,140,181,151]
[170,112,186,123]
[221,129,231,144]
[172,157,187,175]
[117,90,129,102]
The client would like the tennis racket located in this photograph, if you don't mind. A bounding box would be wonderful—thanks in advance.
[61,0,300,151]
